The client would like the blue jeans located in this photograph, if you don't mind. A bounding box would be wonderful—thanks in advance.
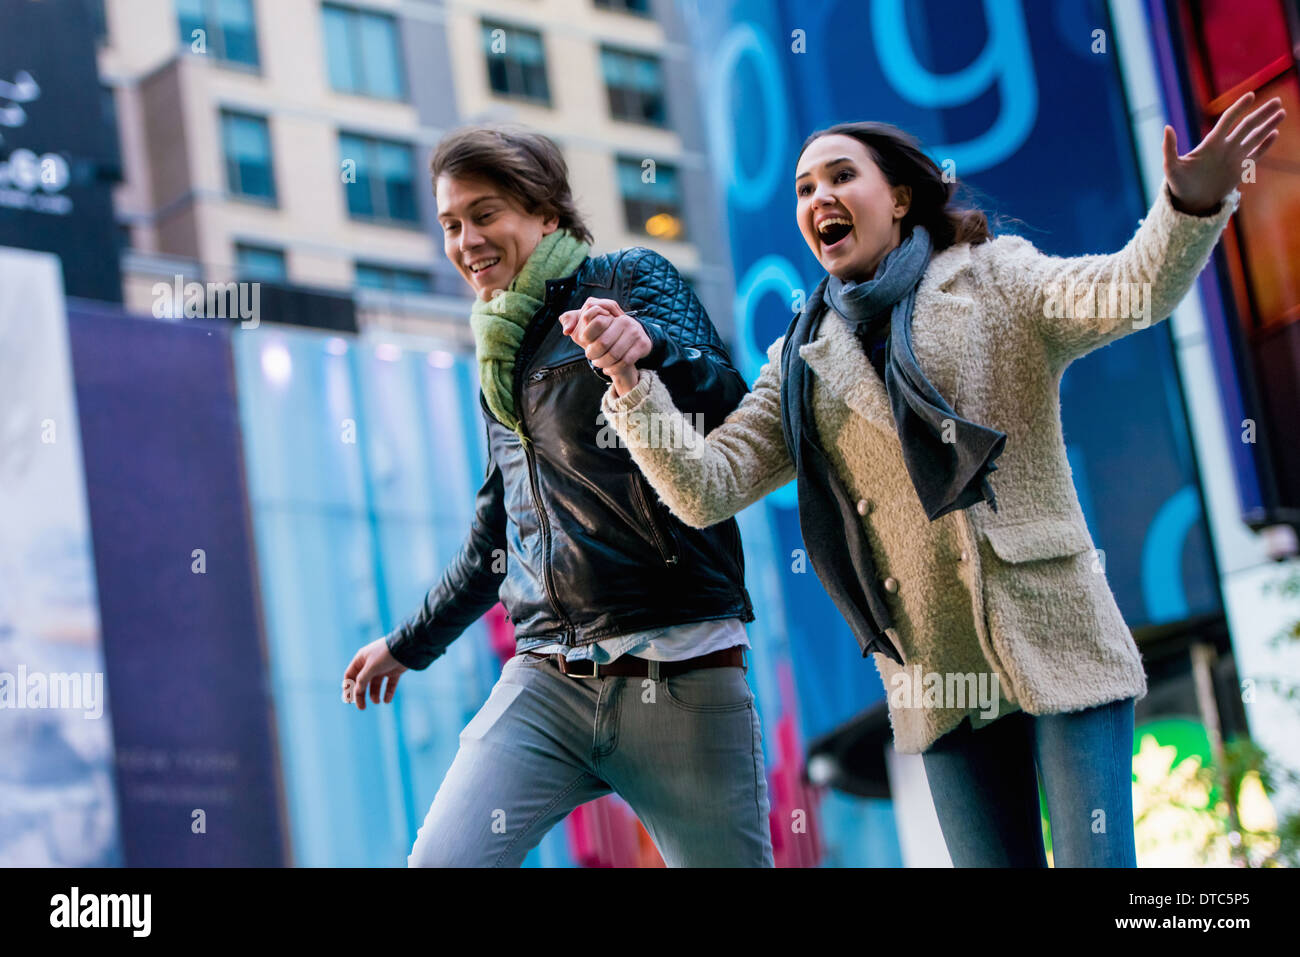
[408,651,773,866]
[920,697,1136,867]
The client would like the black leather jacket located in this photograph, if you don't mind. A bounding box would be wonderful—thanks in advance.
[386,247,755,669]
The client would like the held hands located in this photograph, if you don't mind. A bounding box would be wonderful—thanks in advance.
[558,297,652,397]
[1163,90,1285,215]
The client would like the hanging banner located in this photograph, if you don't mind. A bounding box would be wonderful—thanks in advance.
[0,247,120,866]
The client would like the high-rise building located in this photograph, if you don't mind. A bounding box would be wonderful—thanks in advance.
[96,0,735,346]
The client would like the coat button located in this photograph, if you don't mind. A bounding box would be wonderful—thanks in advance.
[856,499,870,516]
[959,550,969,562]
[884,577,898,593]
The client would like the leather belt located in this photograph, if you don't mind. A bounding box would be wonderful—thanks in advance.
[527,645,746,679]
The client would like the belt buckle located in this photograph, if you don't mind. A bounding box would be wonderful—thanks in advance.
[558,656,600,679]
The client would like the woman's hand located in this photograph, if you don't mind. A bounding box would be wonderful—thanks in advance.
[558,297,652,396]
[343,637,408,710]
[1163,90,1284,215]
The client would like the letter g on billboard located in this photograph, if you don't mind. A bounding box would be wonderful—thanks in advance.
[871,0,1037,173]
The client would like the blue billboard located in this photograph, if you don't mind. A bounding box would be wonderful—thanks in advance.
[68,305,285,866]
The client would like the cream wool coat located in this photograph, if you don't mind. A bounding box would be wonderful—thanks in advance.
[601,180,1241,754]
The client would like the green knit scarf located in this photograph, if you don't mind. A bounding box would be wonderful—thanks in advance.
[470,228,590,440]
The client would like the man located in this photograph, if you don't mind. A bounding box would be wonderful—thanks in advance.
[342,125,772,867]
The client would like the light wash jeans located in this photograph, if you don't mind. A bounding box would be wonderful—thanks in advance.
[921,696,1137,867]
[408,649,773,867]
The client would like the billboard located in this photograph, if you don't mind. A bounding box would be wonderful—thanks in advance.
[0,0,122,302]
[0,247,119,866]
[66,302,287,866]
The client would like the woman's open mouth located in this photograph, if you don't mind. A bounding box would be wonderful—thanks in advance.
[817,217,854,252]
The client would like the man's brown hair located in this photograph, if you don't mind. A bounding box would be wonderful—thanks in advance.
[430,125,593,244]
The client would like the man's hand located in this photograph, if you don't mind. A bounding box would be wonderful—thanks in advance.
[558,297,652,396]
[343,637,408,710]
[1164,90,1284,215]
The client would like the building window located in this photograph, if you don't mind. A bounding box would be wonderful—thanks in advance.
[481,20,550,104]
[177,0,259,67]
[221,111,276,202]
[617,156,684,239]
[322,4,405,99]
[593,0,651,15]
[600,47,666,125]
[236,243,286,281]
[355,263,432,294]
[339,133,418,224]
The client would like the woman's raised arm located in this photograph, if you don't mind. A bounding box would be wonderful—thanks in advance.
[979,91,1281,366]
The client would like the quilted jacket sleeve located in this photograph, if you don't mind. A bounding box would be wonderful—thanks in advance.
[383,423,508,670]
[597,247,750,433]
[979,178,1239,367]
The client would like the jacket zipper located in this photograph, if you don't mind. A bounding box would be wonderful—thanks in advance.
[520,435,572,632]
[632,474,679,566]
[528,356,586,383]
[513,293,576,638]
[523,334,678,569]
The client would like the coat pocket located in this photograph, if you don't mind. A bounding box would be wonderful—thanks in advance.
[976,515,1137,705]
[980,517,1094,564]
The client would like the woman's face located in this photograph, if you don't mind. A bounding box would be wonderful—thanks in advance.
[795,134,911,282]
[436,173,558,300]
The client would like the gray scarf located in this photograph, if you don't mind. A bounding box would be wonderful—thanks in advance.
[778,224,1005,664]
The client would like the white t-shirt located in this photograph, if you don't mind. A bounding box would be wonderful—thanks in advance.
[517,617,749,663]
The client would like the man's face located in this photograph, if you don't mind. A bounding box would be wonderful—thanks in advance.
[435,173,558,300]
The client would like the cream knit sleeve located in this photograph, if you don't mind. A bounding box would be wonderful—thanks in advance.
[976,177,1239,366]
[599,336,796,528]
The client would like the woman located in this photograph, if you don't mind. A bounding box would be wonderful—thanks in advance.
[566,93,1284,866]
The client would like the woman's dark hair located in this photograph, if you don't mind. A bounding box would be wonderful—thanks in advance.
[797,121,992,251]
[430,124,593,244]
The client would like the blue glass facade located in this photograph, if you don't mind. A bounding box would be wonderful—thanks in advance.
[231,329,580,866]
